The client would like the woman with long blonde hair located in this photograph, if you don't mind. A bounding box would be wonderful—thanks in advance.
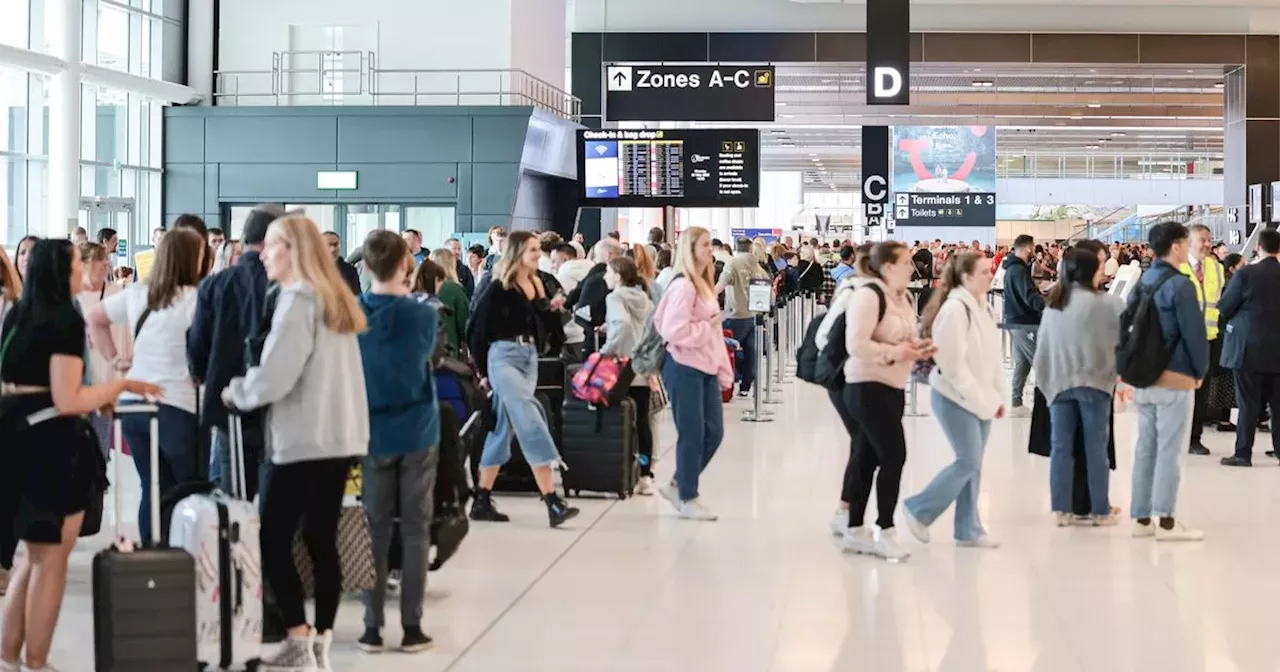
[467,230,576,527]
[651,227,733,521]
[220,215,370,672]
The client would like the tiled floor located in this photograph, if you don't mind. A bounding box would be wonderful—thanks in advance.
[7,378,1279,671]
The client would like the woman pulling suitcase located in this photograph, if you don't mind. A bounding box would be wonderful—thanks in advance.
[598,256,658,494]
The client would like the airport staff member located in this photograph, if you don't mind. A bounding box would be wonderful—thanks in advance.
[1182,223,1227,456]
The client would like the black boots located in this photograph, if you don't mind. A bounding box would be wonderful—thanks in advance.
[469,489,510,522]
[544,493,580,528]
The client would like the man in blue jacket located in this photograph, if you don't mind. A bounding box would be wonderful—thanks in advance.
[1128,221,1208,542]
[355,230,440,655]
[1001,234,1046,415]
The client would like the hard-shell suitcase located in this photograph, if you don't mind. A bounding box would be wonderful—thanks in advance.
[93,404,199,672]
[561,397,639,499]
[168,414,262,670]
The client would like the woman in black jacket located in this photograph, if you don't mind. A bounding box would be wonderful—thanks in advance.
[467,231,575,528]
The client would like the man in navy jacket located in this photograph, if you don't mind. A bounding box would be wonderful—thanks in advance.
[1218,228,1280,466]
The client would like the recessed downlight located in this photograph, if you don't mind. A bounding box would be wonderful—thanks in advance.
[1087,103,1102,108]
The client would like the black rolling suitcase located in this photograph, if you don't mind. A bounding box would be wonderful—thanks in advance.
[93,404,198,672]
[561,398,639,499]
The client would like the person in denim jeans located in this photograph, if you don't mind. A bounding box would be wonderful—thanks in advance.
[467,231,577,528]
[1128,221,1209,542]
[903,251,1007,550]
[1032,248,1125,526]
[716,237,769,397]
[653,227,734,521]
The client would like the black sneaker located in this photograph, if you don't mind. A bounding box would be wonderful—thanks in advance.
[1220,456,1252,467]
[1188,442,1211,456]
[400,627,434,653]
[1267,450,1277,459]
[470,489,510,523]
[358,628,384,653]
[1217,422,1238,432]
[544,493,580,528]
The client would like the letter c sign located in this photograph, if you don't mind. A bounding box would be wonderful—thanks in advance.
[863,174,887,202]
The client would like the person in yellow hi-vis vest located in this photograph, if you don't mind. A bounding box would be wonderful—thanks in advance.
[1182,223,1227,455]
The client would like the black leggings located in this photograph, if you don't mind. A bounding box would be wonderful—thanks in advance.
[828,385,860,505]
[628,387,654,476]
[841,382,907,530]
[260,458,350,632]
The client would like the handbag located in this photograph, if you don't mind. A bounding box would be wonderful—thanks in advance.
[648,379,669,416]
[292,505,376,596]
[571,352,635,407]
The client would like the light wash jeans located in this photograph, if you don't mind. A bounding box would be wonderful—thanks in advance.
[480,340,561,468]
[903,391,990,542]
[1049,387,1112,516]
[1131,386,1194,519]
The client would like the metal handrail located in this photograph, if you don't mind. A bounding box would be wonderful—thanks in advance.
[997,151,1222,180]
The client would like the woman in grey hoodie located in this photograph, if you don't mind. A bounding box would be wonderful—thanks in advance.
[1033,247,1124,527]
[600,256,658,495]
[222,215,370,672]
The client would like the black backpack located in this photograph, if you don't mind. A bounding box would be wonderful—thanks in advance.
[807,284,886,389]
[1117,271,1179,388]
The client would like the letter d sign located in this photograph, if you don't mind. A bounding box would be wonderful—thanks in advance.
[873,67,902,100]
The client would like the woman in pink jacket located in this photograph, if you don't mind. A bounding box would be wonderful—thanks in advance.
[653,227,733,521]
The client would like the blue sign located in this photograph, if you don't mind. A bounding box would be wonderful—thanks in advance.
[731,228,782,243]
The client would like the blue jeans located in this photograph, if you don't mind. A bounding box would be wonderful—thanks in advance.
[662,356,725,501]
[725,317,756,393]
[480,340,561,468]
[1131,387,1194,519]
[1049,387,1113,516]
[119,402,200,545]
[904,391,990,542]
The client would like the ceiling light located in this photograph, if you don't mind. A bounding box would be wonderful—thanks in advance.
[971,80,994,88]
[1087,103,1102,108]
[1085,144,1100,150]
[1070,114,1084,119]
[1214,82,1225,89]
[777,102,787,107]
[1111,131,1126,137]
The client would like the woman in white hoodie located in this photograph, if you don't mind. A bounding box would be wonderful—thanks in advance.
[902,250,1008,549]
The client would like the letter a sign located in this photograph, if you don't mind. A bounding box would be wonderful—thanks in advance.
[867,0,910,105]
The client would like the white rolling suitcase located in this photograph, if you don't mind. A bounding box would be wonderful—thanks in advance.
[168,413,262,670]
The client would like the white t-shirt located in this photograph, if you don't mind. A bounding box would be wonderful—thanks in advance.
[104,283,200,414]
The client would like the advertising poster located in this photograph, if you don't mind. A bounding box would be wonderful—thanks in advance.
[892,126,997,227]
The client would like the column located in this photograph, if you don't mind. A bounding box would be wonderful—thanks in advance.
[46,0,82,239]
[1224,35,1280,244]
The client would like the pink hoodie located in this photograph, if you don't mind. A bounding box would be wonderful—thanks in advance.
[653,276,734,389]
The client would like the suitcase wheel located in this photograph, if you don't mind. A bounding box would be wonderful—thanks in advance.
[247,659,261,672]
[617,491,629,500]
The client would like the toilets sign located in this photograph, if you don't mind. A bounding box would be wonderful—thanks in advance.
[604,64,776,122]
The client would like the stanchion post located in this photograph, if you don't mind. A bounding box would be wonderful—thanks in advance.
[741,320,773,423]
[763,313,784,404]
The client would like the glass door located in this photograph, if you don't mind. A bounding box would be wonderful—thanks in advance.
[78,196,135,265]
[221,203,457,259]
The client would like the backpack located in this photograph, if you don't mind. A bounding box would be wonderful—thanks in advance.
[809,283,886,388]
[631,274,682,377]
[1116,270,1179,388]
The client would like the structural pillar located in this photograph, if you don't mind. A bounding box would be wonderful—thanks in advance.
[1224,35,1280,243]
[46,0,82,239]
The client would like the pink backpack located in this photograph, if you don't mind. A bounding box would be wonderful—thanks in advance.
[571,353,635,407]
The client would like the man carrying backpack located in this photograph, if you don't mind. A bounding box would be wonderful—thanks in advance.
[1121,221,1208,542]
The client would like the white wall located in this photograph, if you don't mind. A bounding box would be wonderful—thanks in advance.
[999,177,1223,207]
[511,0,567,87]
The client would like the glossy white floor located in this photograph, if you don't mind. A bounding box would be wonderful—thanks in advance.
[7,378,1278,672]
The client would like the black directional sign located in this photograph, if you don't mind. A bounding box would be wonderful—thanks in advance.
[862,126,891,228]
[604,64,776,122]
[867,0,910,105]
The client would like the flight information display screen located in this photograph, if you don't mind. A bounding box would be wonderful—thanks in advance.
[577,129,760,208]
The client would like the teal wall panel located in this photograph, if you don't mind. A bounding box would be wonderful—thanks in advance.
[336,116,472,164]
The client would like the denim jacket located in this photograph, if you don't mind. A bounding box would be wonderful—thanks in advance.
[1132,259,1209,383]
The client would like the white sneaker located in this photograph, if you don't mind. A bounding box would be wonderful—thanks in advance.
[1,659,21,672]
[1009,406,1031,418]
[635,476,656,496]
[841,527,877,555]
[829,509,849,537]
[903,508,930,544]
[259,632,318,672]
[1054,512,1074,527]
[313,629,333,672]
[873,528,911,562]
[22,665,61,672]
[657,482,680,512]
[677,498,718,521]
[1132,521,1156,538]
[1155,521,1204,542]
[957,536,1001,549]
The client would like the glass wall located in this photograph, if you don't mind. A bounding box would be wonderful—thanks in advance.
[0,0,183,248]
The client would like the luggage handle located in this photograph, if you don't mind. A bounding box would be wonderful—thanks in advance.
[112,404,160,551]
[225,411,248,501]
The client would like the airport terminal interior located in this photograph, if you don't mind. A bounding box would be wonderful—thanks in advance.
[5,0,1280,670]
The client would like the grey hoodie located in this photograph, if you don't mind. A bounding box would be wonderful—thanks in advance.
[228,283,370,466]
[602,285,654,385]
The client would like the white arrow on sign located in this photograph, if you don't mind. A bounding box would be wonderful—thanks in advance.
[607,66,632,92]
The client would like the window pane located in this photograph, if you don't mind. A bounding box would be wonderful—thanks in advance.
[0,158,29,246]
[0,0,30,49]
[96,2,130,72]
[92,85,129,162]
[0,67,29,152]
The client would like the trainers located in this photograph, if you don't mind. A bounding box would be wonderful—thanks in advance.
[259,632,317,672]
[657,482,681,511]
[677,498,718,521]
[1,660,21,672]
[956,536,1000,549]
[873,528,910,562]
[21,665,60,672]
[357,628,384,653]
[469,489,510,523]
[635,476,656,496]
[1054,512,1074,527]
[1155,520,1204,542]
[400,627,434,653]
[830,508,850,537]
[543,493,580,528]
[903,508,930,544]
[1009,406,1031,418]
[1089,510,1120,527]
[841,527,877,555]
[1132,520,1156,538]
[1188,442,1211,456]
[312,629,333,672]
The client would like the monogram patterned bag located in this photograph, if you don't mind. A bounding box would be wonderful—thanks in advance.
[292,506,376,596]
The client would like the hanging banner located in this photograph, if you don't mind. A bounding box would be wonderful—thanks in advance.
[867,0,910,105]
[861,126,891,229]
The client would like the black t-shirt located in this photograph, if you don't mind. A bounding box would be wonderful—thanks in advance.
[912,249,934,280]
[1,307,85,386]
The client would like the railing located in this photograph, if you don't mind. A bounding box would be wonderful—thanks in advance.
[996,151,1222,180]
[213,50,582,122]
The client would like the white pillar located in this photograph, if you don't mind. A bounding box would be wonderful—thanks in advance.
[46,0,82,239]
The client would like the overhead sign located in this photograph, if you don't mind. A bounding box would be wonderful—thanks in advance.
[577,128,760,208]
[317,171,357,190]
[867,0,910,105]
[861,126,890,229]
[604,64,775,122]
[893,126,997,227]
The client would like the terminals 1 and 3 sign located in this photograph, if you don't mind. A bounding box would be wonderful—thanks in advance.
[604,64,775,122]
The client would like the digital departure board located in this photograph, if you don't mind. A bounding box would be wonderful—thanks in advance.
[577,129,760,208]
